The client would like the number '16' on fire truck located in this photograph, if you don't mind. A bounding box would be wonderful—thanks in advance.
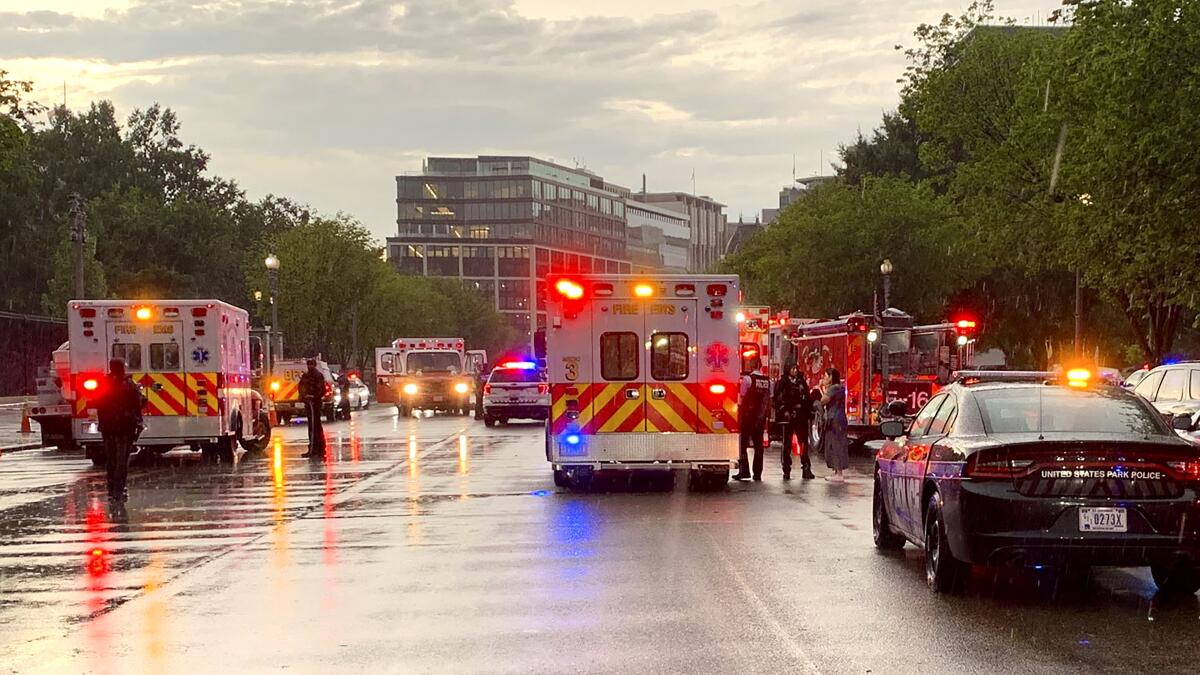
[67,299,253,466]
[545,274,741,490]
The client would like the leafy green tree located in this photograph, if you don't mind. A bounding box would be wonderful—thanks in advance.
[725,178,969,322]
[837,112,925,186]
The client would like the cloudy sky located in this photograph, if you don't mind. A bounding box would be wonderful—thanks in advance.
[1,0,1052,240]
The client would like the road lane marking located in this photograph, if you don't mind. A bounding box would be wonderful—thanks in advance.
[705,531,821,674]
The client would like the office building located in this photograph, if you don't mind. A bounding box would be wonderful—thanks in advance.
[624,199,690,273]
[637,192,727,272]
[388,156,631,344]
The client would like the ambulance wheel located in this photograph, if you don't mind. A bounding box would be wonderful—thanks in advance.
[483,415,496,428]
[325,407,337,424]
[86,445,105,468]
[553,469,568,487]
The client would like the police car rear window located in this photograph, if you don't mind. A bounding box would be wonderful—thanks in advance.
[489,368,541,383]
[600,332,639,381]
[975,388,1167,436]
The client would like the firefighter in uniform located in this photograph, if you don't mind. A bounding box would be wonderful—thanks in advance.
[735,354,771,481]
[299,359,327,459]
[774,362,816,480]
[97,358,144,503]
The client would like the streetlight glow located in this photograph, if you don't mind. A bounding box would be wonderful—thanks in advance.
[880,259,893,275]
[264,254,280,270]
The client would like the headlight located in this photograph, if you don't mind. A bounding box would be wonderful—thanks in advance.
[403,383,418,395]
[454,382,470,394]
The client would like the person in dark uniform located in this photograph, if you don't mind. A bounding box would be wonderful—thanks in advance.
[774,362,816,480]
[298,359,327,459]
[735,354,771,481]
[97,358,144,503]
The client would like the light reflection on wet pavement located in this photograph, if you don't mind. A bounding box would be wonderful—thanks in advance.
[1,408,1198,674]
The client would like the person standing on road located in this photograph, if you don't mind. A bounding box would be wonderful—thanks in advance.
[734,354,771,481]
[299,359,327,459]
[774,363,816,480]
[96,358,144,504]
[819,367,850,482]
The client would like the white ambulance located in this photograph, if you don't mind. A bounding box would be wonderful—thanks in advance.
[545,274,742,490]
[67,299,254,465]
[375,337,465,405]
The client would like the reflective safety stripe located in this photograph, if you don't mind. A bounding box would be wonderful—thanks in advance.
[187,372,220,417]
[644,383,697,432]
[272,380,301,403]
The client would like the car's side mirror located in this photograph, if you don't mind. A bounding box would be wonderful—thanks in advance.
[880,420,906,439]
[886,400,908,417]
[1171,413,1194,431]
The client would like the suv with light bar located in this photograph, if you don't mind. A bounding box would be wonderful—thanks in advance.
[481,362,549,427]
[871,368,1200,595]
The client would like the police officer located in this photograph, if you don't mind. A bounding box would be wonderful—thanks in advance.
[97,357,144,503]
[298,359,327,459]
[774,362,816,480]
[735,353,771,481]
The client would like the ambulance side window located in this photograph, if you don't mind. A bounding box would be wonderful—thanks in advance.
[600,332,639,381]
[149,343,181,371]
[650,333,688,381]
[111,343,142,371]
[381,354,394,373]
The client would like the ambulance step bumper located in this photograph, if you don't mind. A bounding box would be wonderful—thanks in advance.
[548,432,737,465]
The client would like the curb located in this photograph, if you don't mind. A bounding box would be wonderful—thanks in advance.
[1,442,44,453]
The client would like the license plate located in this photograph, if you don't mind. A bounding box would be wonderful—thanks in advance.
[433,395,444,402]
[1079,507,1127,533]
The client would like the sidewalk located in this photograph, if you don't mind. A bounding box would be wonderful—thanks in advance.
[0,405,42,451]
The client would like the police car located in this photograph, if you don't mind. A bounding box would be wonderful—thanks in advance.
[872,369,1200,594]
[481,361,549,427]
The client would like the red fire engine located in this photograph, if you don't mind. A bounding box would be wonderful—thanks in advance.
[774,309,977,442]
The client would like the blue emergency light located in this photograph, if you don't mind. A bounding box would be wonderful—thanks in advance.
[503,361,538,370]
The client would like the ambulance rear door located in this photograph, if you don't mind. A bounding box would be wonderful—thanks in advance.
[644,297,698,433]
[591,293,646,433]
[106,310,190,437]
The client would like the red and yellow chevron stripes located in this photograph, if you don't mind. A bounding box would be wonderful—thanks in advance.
[551,382,738,435]
[271,379,301,403]
[73,372,221,418]
[592,383,646,433]
[644,383,696,433]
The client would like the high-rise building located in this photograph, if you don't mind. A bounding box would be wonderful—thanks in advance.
[624,200,690,273]
[637,193,727,272]
[387,156,631,345]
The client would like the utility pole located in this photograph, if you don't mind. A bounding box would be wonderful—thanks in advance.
[68,193,86,299]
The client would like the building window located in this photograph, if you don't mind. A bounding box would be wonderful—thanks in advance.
[544,183,558,201]
[463,278,495,302]
[394,244,424,275]
[425,245,459,276]
[587,194,599,210]
[469,226,491,239]
[462,246,495,276]
[550,250,565,273]
[497,246,530,277]
[532,180,542,199]
[498,279,531,310]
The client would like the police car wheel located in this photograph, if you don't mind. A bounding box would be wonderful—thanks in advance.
[1151,560,1200,595]
[483,416,496,428]
[873,475,906,551]
[924,493,968,593]
[553,469,568,487]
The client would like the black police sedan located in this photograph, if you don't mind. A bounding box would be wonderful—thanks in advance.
[872,370,1200,594]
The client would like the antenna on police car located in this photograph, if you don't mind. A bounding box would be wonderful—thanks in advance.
[1037,385,1045,441]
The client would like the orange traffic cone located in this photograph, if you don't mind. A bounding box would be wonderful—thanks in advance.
[20,403,33,434]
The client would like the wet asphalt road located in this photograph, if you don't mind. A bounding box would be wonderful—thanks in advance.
[1,407,1198,674]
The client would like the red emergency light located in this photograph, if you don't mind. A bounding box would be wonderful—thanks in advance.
[956,319,977,330]
[555,279,585,300]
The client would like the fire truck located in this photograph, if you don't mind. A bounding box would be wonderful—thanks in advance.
[67,299,254,465]
[374,338,475,415]
[737,305,770,376]
[545,274,742,490]
[29,342,75,450]
[780,309,976,442]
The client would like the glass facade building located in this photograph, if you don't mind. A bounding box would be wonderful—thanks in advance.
[388,156,631,345]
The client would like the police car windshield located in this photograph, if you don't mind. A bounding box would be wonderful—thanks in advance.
[490,368,541,383]
[406,352,460,373]
[974,387,1168,436]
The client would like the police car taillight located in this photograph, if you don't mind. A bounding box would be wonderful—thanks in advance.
[537,383,549,395]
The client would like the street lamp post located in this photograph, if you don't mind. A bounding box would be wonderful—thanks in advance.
[879,259,894,392]
[265,254,280,369]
